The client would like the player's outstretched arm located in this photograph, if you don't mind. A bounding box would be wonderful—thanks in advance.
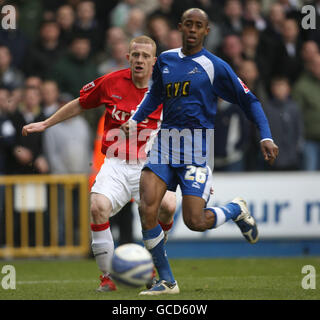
[260,139,279,165]
[22,98,82,136]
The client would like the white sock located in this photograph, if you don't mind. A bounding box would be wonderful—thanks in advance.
[91,222,114,276]
[210,207,226,228]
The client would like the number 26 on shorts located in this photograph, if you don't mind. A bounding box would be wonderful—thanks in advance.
[184,165,207,184]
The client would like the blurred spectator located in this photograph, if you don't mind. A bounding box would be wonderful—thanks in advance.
[48,36,99,132]
[56,5,76,47]
[274,18,303,84]
[301,40,320,68]
[262,2,286,44]
[292,54,320,170]
[41,80,60,118]
[241,26,273,87]
[110,0,138,28]
[238,59,268,103]
[214,99,250,172]
[0,45,24,90]
[148,0,179,27]
[23,20,64,78]
[147,15,171,55]
[218,34,244,71]
[97,41,129,76]
[0,87,16,174]
[95,26,129,64]
[49,36,98,98]
[167,29,182,49]
[14,0,44,42]
[24,75,43,90]
[124,7,146,39]
[8,88,22,114]
[0,5,29,69]
[74,0,104,53]
[8,87,49,174]
[237,59,269,170]
[263,76,304,170]
[220,0,245,37]
[106,26,128,49]
[43,106,91,175]
[243,0,267,31]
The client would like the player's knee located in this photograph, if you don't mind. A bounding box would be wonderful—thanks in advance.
[90,198,110,223]
[183,214,202,231]
[159,200,176,217]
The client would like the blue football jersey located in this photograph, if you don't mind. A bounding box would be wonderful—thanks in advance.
[132,47,271,139]
[132,47,272,167]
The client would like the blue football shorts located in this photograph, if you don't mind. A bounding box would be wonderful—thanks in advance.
[143,162,213,201]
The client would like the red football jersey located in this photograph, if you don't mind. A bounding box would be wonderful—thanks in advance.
[79,68,162,161]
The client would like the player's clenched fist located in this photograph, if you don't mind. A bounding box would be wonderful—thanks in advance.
[22,121,47,136]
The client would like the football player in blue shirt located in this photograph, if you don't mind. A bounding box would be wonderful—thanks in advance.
[122,8,279,295]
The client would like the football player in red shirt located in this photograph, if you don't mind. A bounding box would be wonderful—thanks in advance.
[22,36,176,292]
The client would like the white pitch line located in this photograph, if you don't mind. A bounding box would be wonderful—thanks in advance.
[17,279,97,285]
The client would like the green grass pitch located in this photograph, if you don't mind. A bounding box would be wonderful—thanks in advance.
[0,257,319,300]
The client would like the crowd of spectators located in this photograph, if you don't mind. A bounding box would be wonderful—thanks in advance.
[0,0,320,175]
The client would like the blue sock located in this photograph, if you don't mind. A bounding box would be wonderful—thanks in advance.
[142,224,175,283]
[206,202,241,229]
[222,203,241,220]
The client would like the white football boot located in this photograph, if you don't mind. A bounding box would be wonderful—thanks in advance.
[232,197,259,244]
[139,280,180,295]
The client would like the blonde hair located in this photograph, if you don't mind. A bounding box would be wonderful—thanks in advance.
[129,35,157,56]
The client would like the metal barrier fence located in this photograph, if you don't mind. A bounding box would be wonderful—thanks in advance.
[0,175,89,258]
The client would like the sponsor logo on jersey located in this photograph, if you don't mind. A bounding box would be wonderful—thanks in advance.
[112,105,131,121]
[188,67,201,74]
[165,81,190,98]
[238,77,250,94]
[82,81,95,91]
[111,105,149,125]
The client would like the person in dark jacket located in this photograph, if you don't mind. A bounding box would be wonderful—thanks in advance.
[263,76,304,170]
[8,86,49,174]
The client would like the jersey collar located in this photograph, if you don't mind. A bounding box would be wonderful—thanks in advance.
[178,47,205,59]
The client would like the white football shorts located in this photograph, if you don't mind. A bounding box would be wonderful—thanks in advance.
[91,157,144,217]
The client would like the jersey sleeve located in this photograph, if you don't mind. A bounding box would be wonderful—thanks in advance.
[132,59,164,123]
[214,61,272,140]
[79,75,110,110]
